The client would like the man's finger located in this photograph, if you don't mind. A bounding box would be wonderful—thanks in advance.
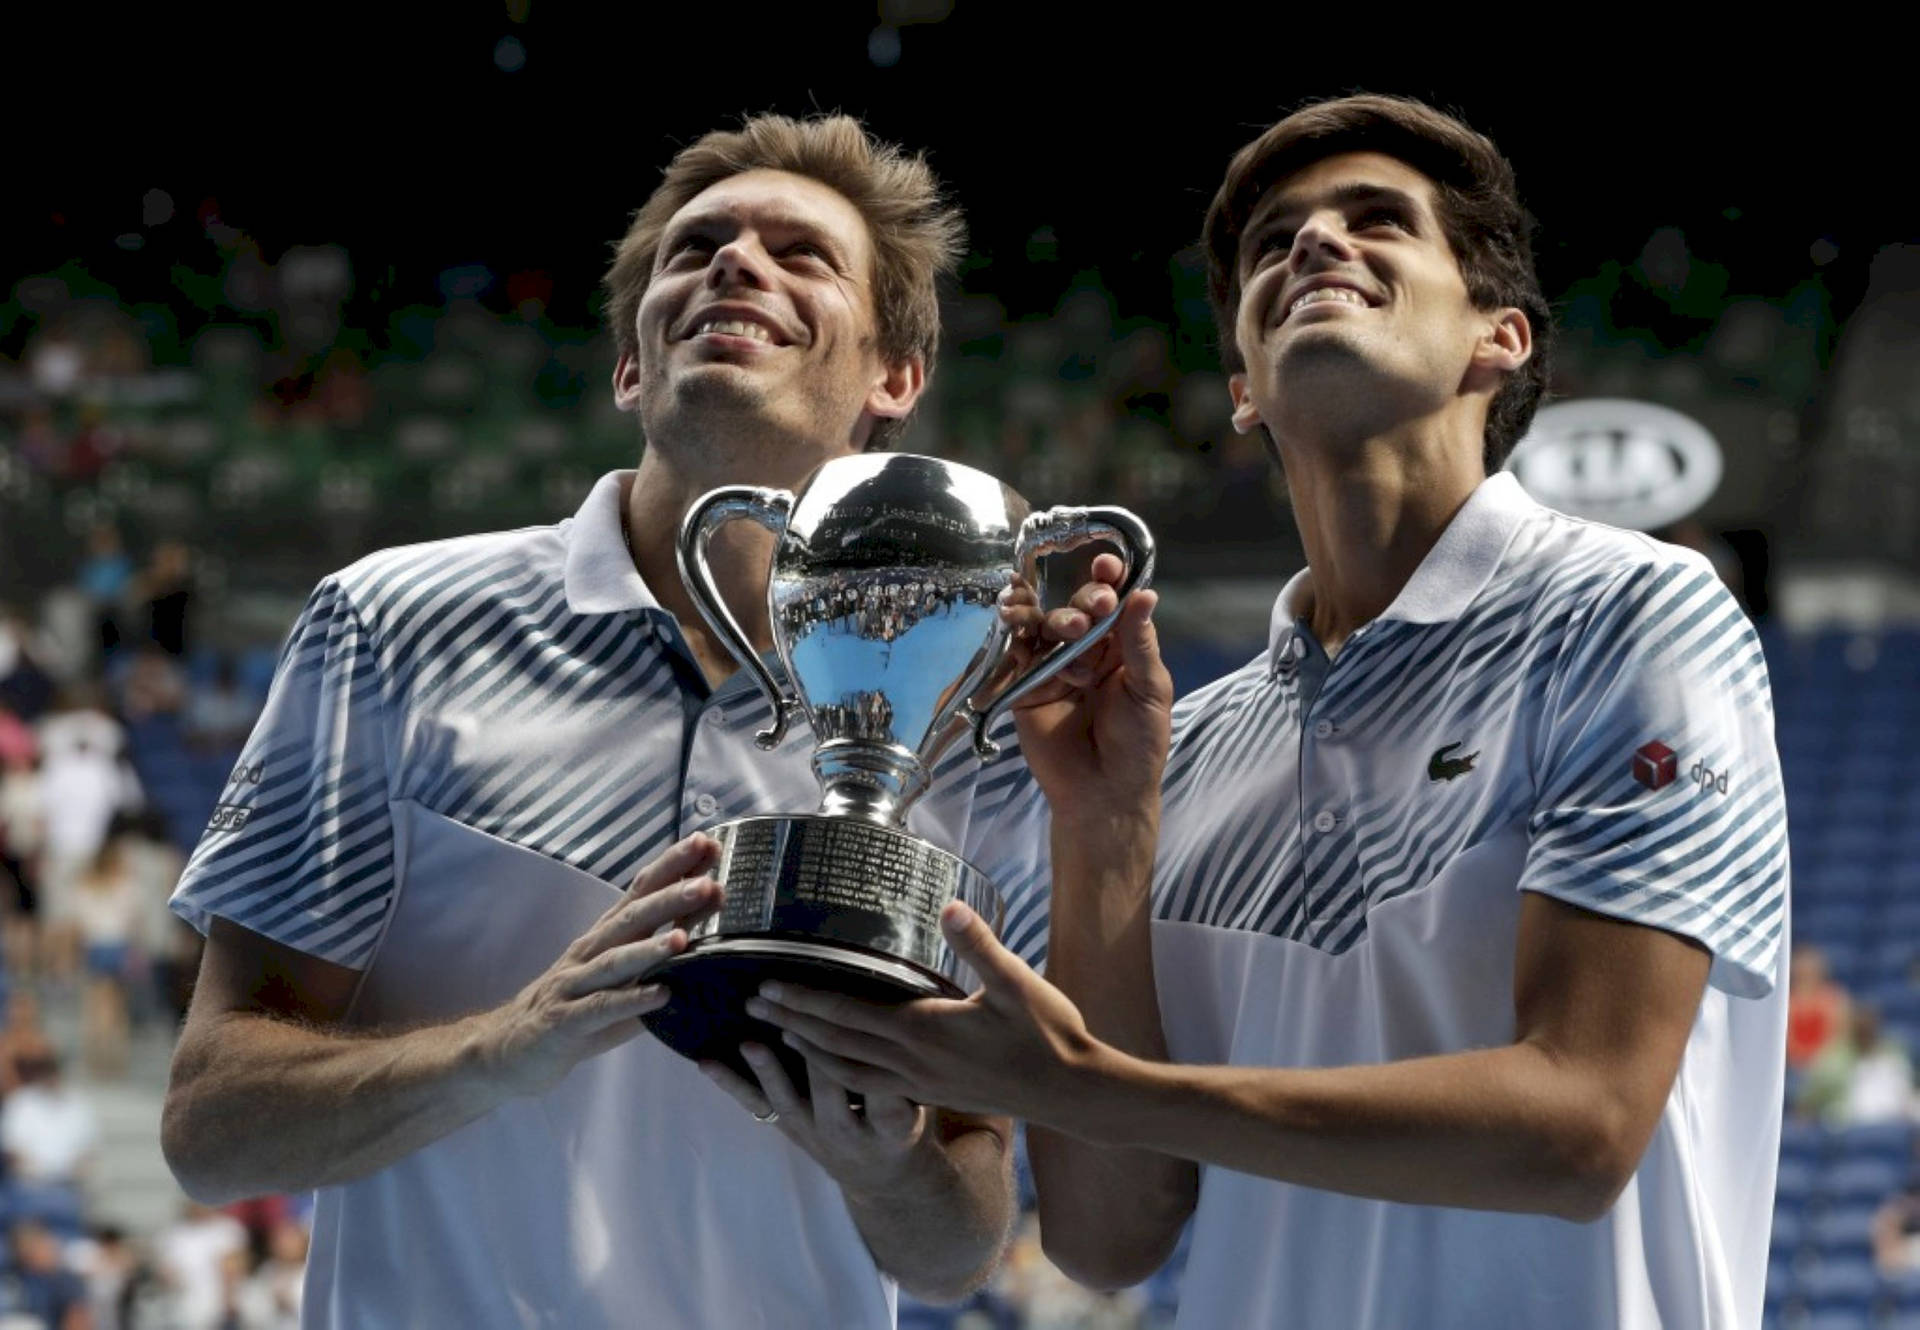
[625,834,721,901]
[861,1090,923,1145]
[563,927,689,997]
[780,1032,917,1100]
[1088,551,1126,587]
[741,1043,808,1125]
[939,902,1032,999]
[576,876,720,962]
[699,1059,773,1119]
[754,985,904,1039]
[1118,589,1171,703]
[1067,579,1118,620]
[747,994,912,1072]
[804,1057,862,1137]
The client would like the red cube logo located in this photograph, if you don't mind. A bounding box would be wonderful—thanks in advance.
[1632,741,1677,791]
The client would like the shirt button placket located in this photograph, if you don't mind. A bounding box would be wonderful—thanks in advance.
[693,792,719,819]
[1312,809,1337,834]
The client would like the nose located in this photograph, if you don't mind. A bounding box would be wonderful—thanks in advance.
[707,232,773,292]
[1289,208,1358,270]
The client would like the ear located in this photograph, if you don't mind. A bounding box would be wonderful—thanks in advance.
[1228,372,1264,435]
[611,349,643,415]
[865,352,926,423]
[1471,307,1532,380]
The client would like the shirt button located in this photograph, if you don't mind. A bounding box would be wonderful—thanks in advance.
[693,792,719,818]
[1313,719,1335,739]
[704,708,729,728]
[1312,810,1338,833]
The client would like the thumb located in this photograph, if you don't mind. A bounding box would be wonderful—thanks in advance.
[1119,590,1171,704]
[940,901,1029,999]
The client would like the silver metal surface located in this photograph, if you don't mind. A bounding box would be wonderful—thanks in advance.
[678,452,1156,824]
[689,815,1001,992]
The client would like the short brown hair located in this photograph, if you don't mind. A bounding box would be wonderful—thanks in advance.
[603,114,964,450]
[1202,94,1552,472]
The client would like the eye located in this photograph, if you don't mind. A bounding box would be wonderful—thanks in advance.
[1356,207,1408,232]
[782,240,831,265]
[662,235,714,266]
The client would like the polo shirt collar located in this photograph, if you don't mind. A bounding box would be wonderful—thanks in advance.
[1269,471,1535,667]
[563,470,664,615]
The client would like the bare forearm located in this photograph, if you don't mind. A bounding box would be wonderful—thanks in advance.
[1031,812,1197,1284]
[844,1125,1014,1303]
[1077,1041,1633,1222]
[162,1010,510,1202]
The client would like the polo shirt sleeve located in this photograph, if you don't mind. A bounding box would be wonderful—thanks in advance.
[1519,555,1788,999]
[169,575,396,970]
[957,714,1054,973]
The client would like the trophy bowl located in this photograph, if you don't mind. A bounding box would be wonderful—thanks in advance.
[640,453,1153,1090]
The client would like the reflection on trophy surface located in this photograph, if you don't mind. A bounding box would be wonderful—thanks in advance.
[639,452,1153,1086]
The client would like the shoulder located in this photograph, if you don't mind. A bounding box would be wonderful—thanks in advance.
[314,522,569,643]
[1496,508,1744,661]
[1170,654,1276,732]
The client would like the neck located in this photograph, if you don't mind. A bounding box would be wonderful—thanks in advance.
[1274,414,1485,655]
[624,437,858,683]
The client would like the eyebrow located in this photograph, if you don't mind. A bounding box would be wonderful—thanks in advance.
[659,209,853,271]
[1242,181,1423,248]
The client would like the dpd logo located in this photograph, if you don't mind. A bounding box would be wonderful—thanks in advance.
[1689,760,1731,796]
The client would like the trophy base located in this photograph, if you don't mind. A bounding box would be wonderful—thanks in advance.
[641,936,961,1097]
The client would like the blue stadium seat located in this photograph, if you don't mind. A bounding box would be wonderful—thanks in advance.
[1838,1122,1917,1162]
[0,1181,86,1238]
[1796,907,1870,947]
[1808,1204,1880,1256]
[1781,1119,1831,1167]
[1797,1256,1881,1321]
[1777,1158,1818,1204]
[1824,1156,1906,1206]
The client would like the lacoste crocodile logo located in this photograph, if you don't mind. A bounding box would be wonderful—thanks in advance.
[1427,741,1479,782]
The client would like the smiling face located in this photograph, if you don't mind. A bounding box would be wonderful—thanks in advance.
[1228,151,1521,457]
[613,168,921,462]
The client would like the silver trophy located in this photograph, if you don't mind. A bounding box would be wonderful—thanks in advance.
[640,452,1153,1085]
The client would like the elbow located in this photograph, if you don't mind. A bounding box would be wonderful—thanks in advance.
[1039,1229,1172,1293]
[1541,1105,1643,1224]
[160,1088,247,1206]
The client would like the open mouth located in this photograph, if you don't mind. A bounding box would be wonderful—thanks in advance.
[690,317,777,343]
[1284,285,1373,322]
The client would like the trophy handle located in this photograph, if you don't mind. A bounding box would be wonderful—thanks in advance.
[968,505,1157,759]
[676,485,803,750]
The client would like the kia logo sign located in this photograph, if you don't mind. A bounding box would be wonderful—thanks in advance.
[1506,399,1723,531]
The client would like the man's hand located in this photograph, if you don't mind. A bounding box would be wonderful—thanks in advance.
[749,900,1106,1124]
[699,1044,931,1196]
[999,553,1172,811]
[481,834,724,1098]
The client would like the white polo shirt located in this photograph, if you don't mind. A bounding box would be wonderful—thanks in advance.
[1151,472,1788,1330]
[170,470,1052,1330]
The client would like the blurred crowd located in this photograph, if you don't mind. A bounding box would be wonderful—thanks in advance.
[1788,941,1920,1284]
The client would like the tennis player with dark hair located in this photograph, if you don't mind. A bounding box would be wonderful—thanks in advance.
[160,114,1052,1328]
[754,94,1789,1328]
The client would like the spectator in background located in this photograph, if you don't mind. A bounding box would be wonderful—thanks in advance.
[0,741,43,982]
[0,1220,92,1330]
[232,1220,306,1330]
[1877,1170,1920,1278]
[1789,941,1852,1071]
[182,654,258,753]
[72,837,144,1078]
[152,1201,245,1330]
[0,608,55,723]
[72,1227,138,1330]
[137,543,194,658]
[74,526,133,658]
[0,1052,97,1187]
[116,645,185,726]
[1805,1005,1917,1126]
[34,689,139,985]
[0,992,56,1097]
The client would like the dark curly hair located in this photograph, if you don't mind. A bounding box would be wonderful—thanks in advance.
[1202,94,1552,472]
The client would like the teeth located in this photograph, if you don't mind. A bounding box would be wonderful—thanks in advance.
[1289,287,1368,317]
[695,319,772,342]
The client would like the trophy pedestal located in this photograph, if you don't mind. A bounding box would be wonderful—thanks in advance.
[639,814,1001,1094]
[641,938,959,1091]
